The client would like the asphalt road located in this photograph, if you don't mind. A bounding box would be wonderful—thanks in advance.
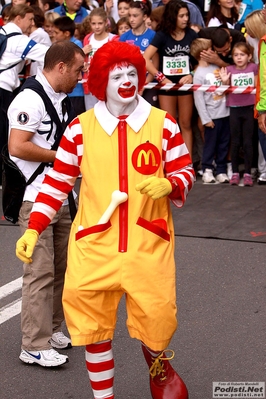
[1,181,265,399]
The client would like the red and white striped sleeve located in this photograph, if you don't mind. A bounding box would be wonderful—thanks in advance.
[28,117,84,233]
[162,113,195,208]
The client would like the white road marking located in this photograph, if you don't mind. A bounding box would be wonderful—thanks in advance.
[0,277,22,324]
[0,277,22,300]
[0,298,21,325]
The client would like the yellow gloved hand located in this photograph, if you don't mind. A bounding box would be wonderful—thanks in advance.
[135,176,172,200]
[16,229,39,264]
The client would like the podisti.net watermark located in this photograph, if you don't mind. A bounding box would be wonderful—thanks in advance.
[213,382,265,398]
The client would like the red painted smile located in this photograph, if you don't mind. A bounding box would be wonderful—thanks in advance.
[118,86,136,98]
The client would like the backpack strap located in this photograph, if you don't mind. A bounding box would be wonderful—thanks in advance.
[21,39,37,60]
[21,77,76,143]
[4,32,21,39]
[0,35,37,73]
[20,77,77,219]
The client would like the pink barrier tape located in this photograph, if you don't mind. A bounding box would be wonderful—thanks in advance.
[144,82,256,94]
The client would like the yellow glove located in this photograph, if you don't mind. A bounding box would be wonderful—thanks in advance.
[135,176,172,200]
[16,229,39,264]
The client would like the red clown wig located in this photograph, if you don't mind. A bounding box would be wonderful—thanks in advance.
[88,41,146,101]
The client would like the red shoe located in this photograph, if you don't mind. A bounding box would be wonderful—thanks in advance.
[142,344,189,399]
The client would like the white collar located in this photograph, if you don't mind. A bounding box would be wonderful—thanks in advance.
[3,22,22,34]
[94,95,152,136]
[35,69,67,103]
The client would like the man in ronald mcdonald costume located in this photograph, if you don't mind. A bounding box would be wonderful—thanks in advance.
[16,41,195,399]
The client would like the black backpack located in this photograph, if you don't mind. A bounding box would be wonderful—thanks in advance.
[1,77,77,224]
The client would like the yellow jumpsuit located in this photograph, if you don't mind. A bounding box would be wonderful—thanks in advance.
[63,105,178,351]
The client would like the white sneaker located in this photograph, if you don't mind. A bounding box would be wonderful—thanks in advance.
[197,169,203,176]
[216,173,229,183]
[19,348,69,367]
[50,332,72,349]
[227,162,233,180]
[202,168,216,183]
[257,172,266,185]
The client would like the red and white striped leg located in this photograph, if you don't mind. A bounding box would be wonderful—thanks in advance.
[85,340,114,399]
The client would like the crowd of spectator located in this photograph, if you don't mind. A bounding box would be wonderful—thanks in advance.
[1,0,266,186]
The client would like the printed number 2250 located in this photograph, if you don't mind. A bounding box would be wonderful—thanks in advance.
[233,78,253,86]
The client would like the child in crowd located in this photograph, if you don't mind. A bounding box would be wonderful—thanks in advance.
[29,5,51,76]
[220,42,258,186]
[1,4,12,24]
[149,5,164,31]
[53,16,86,115]
[44,11,60,43]
[107,16,117,34]
[83,8,119,110]
[38,0,58,13]
[105,0,130,21]
[30,5,51,46]
[145,15,151,29]
[74,22,86,42]
[119,0,154,53]
[116,16,130,36]
[117,0,130,18]
[81,14,91,37]
[190,38,230,184]
[120,0,157,106]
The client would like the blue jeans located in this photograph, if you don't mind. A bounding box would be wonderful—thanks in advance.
[202,116,230,174]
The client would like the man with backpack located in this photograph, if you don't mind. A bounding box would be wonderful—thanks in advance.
[7,40,85,367]
[0,4,48,185]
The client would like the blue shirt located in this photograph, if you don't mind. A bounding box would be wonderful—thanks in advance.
[238,0,263,24]
[53,4,89,23]
[69,37,84,98]
[119,28,155,53]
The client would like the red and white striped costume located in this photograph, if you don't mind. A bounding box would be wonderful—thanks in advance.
[29,95,194,351]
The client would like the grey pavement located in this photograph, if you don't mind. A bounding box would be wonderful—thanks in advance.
[0,180,265,399]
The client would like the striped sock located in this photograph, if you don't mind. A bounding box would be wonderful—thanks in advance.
[85,340,114,399]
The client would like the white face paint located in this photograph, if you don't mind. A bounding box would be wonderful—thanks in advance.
[106,65,139,116]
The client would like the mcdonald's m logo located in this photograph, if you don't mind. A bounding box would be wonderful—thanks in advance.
[132,142,161,175]
[137,149,157,168]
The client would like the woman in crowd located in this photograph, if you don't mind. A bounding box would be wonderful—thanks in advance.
[143,0,197,157]
[244,10,266,63]
[206,0,239,28]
